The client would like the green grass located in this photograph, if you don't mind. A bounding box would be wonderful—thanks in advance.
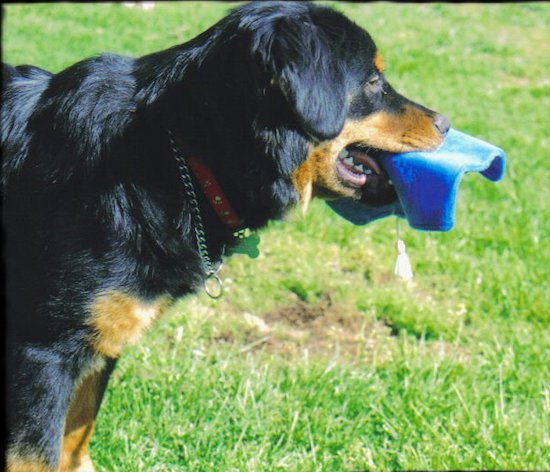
[4,2,550,470]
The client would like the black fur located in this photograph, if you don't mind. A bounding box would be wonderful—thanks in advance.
[2,2,448,468]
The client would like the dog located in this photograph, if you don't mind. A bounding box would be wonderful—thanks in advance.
[2,2,450,470]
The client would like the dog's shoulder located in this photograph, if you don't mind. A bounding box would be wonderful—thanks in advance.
[2,64,53,179]
[3,54,139,185]
[42,53,136,109]
[35,53,137,153]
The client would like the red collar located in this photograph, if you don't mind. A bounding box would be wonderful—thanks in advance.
[185,155,244,231]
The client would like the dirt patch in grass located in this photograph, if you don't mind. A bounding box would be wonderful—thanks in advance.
[209,291,470,365]
[234,292,398,363]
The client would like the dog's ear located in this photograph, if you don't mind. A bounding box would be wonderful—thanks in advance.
[252,16,347,141]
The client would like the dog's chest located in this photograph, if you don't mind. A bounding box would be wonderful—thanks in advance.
[86,291,171,358]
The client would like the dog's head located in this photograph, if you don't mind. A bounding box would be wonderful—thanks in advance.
[167,2,450,225]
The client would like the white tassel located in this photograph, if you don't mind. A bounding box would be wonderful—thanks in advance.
[394,219,413,281]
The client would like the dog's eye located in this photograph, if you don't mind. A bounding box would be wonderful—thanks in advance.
[365,75,382,93]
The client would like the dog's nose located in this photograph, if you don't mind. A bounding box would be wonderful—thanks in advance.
[433,113,451,136]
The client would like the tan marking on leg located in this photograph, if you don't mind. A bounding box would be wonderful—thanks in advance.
[58,367,107,472]
[374,51,385,72]
[87,292,170,358]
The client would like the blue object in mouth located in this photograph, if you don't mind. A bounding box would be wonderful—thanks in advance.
[327,128,506,231]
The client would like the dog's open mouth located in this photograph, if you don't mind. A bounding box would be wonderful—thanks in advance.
[336,145,382,188]
[336,144,397,205]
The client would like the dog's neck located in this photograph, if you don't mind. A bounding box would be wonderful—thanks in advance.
[169,132,244,232]
[133,33,304,238]
[167,131,248,280]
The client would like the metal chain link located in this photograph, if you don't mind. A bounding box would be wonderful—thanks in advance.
[168,131,223,298]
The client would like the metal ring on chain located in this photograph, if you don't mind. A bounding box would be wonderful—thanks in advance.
[204,272,224,299]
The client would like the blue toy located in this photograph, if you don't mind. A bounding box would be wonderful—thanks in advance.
[327,128,506,231]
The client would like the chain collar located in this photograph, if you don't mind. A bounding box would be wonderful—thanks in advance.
[168,130,224,298]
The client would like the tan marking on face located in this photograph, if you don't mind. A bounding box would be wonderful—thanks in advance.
[5,454,54,472]
[293,141,345,205]
[335,105,442,153]
[292,156,314,212]
[87,292,170,358]
[374,52,385,72]
[292,105,443,205]
[59,369,103,472]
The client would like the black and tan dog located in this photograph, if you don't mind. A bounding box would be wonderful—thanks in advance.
[2,2,449,470]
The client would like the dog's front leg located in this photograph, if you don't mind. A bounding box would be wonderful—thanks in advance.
[6,345,75,472]
[59,358,117,472]
[6,348,115,472]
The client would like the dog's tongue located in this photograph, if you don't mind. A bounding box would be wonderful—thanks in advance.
[327,128,506,231]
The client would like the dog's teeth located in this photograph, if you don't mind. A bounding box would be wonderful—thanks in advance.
[354,163,364,172]
[339,149,350,159]
[365,168,373,175]
[344,156,354,166]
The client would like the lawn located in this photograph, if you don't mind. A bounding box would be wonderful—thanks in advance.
[3,2,549,471]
